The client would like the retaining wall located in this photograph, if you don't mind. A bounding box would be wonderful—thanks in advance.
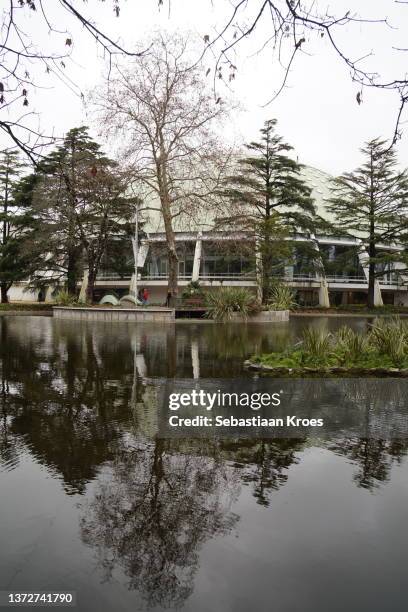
[53,306,175,322]
[230,310,289,323]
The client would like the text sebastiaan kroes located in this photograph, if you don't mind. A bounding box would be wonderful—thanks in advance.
[168,390,324,429]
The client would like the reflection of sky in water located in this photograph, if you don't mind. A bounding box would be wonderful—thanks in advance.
[0,316,407,612]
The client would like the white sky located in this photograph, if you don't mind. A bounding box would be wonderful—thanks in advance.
[2,0,408,175]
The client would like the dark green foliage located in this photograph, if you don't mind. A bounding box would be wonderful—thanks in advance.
[220,119,318,301]
[18,127,139,301]
[182,281,204,299]
[0,150,36,302]
[328,138,408,308]
[224,119,315,228]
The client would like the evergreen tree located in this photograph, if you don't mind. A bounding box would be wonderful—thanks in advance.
[25,127,136,301]
[221,119,316,301]
[328,138,408,308]
[0,150,33,303]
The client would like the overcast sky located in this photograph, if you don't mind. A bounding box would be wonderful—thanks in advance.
[2,0,408,175]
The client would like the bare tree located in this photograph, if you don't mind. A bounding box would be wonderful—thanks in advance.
[95,32,232,296]
[162,0,408,144]
[0,0,147,159]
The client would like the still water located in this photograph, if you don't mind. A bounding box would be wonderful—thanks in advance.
[0,316,407,612]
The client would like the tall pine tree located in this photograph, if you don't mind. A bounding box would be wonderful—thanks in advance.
[329,138,408,308]
[221,119,316,301]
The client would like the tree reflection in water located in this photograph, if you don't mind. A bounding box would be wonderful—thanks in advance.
[80,438,240,609]
[1,317,408,607]
[328,438,408,490]
[220,439,305,506]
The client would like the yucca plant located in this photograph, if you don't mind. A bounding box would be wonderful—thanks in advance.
[301,327,333,362]
[267,284,297,311]
[54,290,78,306]
[369,317,408,365]
[335,325,369,362]
[205,287,254,321]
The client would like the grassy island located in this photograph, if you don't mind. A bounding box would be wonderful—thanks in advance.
[248,317,408,373]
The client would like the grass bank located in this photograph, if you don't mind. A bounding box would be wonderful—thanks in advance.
[249,317,408,372]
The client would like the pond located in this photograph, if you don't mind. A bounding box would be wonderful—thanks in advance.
[0,315,407,612]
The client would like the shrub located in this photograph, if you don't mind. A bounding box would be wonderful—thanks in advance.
[335,326,369,362]
[267,284,297,311]
[182,281,204,299]
[205,287,254,321]
[54,290,78,306]
[300,327,333,361]
[253,317,408,370]
[368,317,408,365]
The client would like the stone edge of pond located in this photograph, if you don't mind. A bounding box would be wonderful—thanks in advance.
[0,310,52,316]
[244,360,408,377]
[229,310,289,322]
[53,306,175,322]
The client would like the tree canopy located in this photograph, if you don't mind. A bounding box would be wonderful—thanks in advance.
[329,138,408,308]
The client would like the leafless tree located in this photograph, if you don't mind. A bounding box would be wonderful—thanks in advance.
[163,0,408,145]
[0,0,147,160]
[94,32,233,296]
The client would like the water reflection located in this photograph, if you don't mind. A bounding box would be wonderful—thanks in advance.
[80,438,239,608]
[1,316,408,495]
[328,438,408,490]
[0,316,407,611]
[221,439,305,506]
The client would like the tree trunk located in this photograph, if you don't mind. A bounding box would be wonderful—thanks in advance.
[167,246,178,297]
[367,253,376,309]
[158,153,178,297]
[67,247,79,295]
[162,203,178,296]
[367,152,376,310]
[86,269,96,303]
[0,283,8,304]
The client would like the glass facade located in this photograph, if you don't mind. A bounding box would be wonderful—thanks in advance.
[143,241,255,279]
[199,242,254,277]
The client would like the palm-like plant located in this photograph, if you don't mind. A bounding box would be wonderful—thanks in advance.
[369,317,408,365]
[301,327,333,361]
[335,326,369,362]
[205,288,254,321]
[268,284,297,310]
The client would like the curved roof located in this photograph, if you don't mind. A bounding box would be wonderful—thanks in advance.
[299,165,335,221]
[143,164,336,235]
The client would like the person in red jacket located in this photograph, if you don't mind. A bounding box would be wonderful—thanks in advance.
[142,287,149,304]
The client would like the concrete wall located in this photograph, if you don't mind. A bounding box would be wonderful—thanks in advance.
[230,310,289,323]
[8,283,41,302]
[53,307,175,322]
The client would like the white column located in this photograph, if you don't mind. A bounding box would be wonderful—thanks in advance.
[311,235,330,308]
[45,286,54,302]
[318,278,330,308]
[255,237,263,303]
[78,269,89,303]
[192,233,202,282]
